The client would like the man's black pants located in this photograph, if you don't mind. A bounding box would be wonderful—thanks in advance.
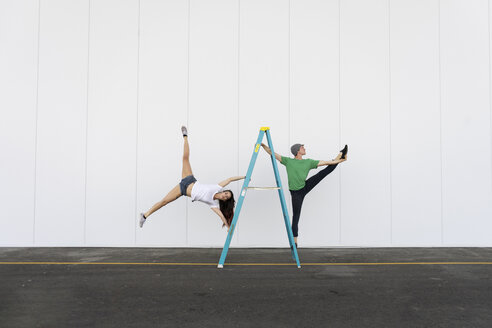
[289,164,338,237]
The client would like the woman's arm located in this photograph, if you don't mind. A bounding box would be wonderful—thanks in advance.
[218,176,246,187]
[211,207,229,229]
[261,143,282,162]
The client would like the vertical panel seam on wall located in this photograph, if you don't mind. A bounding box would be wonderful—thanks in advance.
[186,0,191,246]
[237,0,241,243]
[33,0,42,245]
[288,0,291,151]
[489,0,492,198]
[83,0,91,245]
[288,0,293,244]
[134,0,141,246]
[388,0,393,245]
[288,0,292,246]
[338,0,342,245]
[438,0,444,246]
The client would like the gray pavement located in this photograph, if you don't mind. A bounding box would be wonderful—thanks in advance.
[1,247,491,328]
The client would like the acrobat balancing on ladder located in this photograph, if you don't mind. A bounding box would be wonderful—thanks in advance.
[261,142,348,248]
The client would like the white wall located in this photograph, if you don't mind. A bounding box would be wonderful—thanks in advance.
[85,0,139,246]
[340,0,392,245]
[390,0,441,246]
[1,0,491,247]
[0,0,39,244]
[33,0,89,245]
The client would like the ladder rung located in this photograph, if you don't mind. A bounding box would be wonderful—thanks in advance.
[246,186,280,190]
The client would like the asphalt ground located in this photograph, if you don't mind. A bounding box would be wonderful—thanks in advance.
[1,247,491,328]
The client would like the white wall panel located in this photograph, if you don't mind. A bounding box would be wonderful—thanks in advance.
[340,0,391,245]
[440,0,492,245]
[135,0,189,246]
[238,0,290,247]
[390,0,441,245]
[85,0,139,245]
[34,0,89,245]
[490,0,492,211]
[0,0,38,245]
[187,0,239,246]
[290,0,340,246]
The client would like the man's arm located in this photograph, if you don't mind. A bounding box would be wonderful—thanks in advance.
[317,157,346,167]
[218,176,246,188]
[261,143,282,162]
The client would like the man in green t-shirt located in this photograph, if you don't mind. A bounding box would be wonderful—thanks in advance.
[261,142,348,247]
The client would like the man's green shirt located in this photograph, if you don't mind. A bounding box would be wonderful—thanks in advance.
[280,156,320,191]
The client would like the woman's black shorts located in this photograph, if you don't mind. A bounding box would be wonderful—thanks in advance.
[179,175,197,196]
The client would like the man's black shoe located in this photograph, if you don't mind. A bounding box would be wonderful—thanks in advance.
[340,144,348,159]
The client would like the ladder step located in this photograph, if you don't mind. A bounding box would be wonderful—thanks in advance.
[246,186,280,190]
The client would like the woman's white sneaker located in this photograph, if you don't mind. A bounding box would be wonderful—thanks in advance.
[139,213,146,228]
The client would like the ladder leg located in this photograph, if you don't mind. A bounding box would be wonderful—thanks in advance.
[265,130,301,268]
[217,211,239,268]
[218,130,265,268]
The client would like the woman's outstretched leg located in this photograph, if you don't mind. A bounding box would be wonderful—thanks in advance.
[181,126,193,179]
[145,185,182,218]
[139,126,193,228]
[140,185,182,227]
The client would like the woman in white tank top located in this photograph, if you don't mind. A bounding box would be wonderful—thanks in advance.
[139,126,245,230]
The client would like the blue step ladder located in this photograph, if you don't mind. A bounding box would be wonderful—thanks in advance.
[217,127,301,269]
